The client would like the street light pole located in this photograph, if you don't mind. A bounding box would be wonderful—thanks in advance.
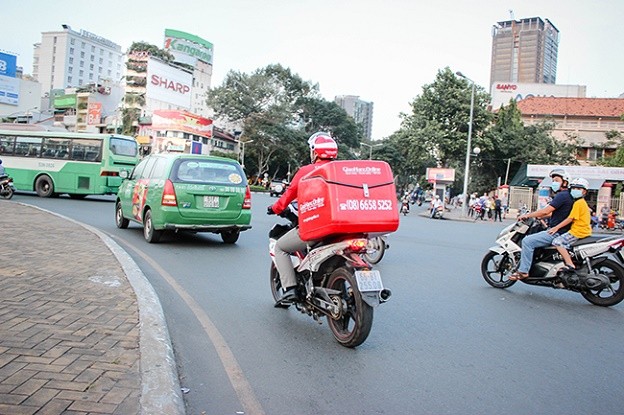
[456,71,475,217]
[360,142,383,159]
[240,139,253,169]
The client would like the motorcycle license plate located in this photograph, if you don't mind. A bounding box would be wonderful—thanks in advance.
[355,270,384,292]
[203,196,219,208]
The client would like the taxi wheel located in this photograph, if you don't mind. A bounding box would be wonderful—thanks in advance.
[143,209,163,243]
[115,201,129,229]
[221,230,240,244]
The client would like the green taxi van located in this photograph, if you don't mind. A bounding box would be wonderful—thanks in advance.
[115,153,252,243]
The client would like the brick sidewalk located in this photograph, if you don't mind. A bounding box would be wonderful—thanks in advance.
[0,203,141,414]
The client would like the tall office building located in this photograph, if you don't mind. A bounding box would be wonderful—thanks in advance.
[490,17,559,89]
[334,95,374,139]
[33,25,124,95]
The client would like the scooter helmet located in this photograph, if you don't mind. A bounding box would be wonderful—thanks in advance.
[308,132,338,161]
[569,177,589,190]
[549,168,570,183]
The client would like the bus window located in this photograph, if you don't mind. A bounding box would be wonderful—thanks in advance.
[0,136,15,155]
[71,139,102,162]
[110,137,138,157]
[15,136,42,157]
[42,138,70,159]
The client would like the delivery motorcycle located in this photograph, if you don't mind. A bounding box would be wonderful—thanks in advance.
[481,218,624,306]
[269,205,392,348]
[0,175,15,200]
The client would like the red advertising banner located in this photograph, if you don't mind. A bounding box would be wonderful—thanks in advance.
[152,110,213,137]
[87,102,102,125]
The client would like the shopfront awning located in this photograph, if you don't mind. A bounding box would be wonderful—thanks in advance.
[539,176,605,190]
[135,135,151,145]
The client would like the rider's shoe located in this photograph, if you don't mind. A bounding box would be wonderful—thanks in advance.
[274,287,297,308]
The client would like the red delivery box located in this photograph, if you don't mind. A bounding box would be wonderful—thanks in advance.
[297,160,399,241]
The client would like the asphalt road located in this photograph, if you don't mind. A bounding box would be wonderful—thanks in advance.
[12,191,624,415]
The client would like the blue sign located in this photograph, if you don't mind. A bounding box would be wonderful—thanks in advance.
[0,52,17,78]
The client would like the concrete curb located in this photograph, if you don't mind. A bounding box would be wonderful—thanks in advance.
[20,203,185,415]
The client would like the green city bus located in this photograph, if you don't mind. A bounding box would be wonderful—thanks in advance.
[0,127,139,198]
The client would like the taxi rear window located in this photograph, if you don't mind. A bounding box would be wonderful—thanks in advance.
[172,159,245,186]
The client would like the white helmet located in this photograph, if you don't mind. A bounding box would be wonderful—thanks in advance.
[570,177,589,190]
[549,168,570,183]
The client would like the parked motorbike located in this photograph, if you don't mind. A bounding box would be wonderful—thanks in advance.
[0,175,15,200]
[363,235,389,264]
[269,205,392,347]
[481,218,624,307]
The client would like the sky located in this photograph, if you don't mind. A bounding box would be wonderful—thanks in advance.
[2,0,623,139]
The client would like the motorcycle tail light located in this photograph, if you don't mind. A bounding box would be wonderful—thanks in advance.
[348,239,368,253]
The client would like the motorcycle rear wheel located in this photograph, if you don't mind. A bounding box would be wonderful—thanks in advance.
[363,236,386,264]
[481,251,517,289]
[326,267,373,348]
[269,264,290,308]
[581,259,624,307]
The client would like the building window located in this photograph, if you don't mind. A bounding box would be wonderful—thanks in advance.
[80,51,85,58]
[68,76,72,83]
[99,57,103,64]
[588,148,605,161]
[91,45,95,52]
[89,73,93,80]
[70,47,74,54]
[68,67,73,73]
[53,36,57,44]
[81,42,85,49]
[80,61,84,68]
[90,55,94,62]
[79,70,84,76]
[90,64,94,70]
[70,38,75,45]
[69,57,73,64]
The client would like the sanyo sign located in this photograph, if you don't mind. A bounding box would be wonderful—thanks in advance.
[490,82,587,109]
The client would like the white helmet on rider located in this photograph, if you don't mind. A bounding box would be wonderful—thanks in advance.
[570,177,589,190]
[549,168,570,183]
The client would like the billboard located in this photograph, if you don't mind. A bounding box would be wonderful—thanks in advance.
[0,52,18,105]
[164,29,213,65]
[490,82,587,109]
[151,110,213,137]
[87,102,102,125]
[146,58,193,109]
[0,52,17,77]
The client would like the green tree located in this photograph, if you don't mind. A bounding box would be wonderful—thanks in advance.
[598,130,624,167]
[207,64,363,177]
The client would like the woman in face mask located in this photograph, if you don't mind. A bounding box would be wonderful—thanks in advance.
[547,178,592,272]
[510,168,574,280]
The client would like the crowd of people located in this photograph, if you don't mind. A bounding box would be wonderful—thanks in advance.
[467,193,505,222]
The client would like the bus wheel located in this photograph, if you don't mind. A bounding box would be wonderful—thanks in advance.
[35,175,54,198]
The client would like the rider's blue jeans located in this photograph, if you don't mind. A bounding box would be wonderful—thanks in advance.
[518,230,556,274]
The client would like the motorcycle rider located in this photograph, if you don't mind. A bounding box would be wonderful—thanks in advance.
[0,159,5,177]
[267,132,338,305]
[547,178,592,273]
[401,192,410,214]
[430,195,443,218]
[510,168,574,280]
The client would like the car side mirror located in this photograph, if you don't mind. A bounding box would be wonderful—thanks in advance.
[119,170,129,179]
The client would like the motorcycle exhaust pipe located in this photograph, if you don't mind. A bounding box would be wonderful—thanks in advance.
[379,288,392,302]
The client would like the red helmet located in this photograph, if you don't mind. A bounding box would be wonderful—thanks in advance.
[308,132,338,160]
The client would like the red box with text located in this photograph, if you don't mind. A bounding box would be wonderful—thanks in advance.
[297,160,399,241]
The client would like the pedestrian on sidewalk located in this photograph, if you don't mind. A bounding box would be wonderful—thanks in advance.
[494,195,503,222]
